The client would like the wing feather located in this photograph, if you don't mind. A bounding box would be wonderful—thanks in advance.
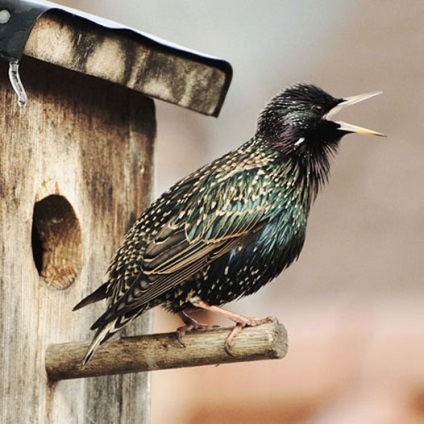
[97,165,284,326]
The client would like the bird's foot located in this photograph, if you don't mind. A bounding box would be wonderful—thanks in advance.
[189,297,276,355]
[223,315,275,355]
[176,311,220,347]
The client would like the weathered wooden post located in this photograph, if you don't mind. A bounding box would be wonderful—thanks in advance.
[0,1,232,422]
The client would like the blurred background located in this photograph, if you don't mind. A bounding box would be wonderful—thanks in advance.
[55,1,424,422]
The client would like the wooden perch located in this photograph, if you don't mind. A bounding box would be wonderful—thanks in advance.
[46,322,288,381]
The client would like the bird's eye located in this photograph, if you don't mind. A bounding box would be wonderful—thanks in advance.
[311,105,323,113]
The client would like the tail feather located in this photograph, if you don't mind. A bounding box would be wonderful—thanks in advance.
[82,319,119,366]
[73,283,108,311]
[82,313,137,366]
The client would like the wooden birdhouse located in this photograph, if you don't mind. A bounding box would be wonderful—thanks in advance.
[0,2,286,423]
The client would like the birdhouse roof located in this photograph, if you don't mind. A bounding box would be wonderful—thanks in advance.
[0,0,232,116]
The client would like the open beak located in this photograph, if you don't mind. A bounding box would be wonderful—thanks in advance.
[325,91,385,137]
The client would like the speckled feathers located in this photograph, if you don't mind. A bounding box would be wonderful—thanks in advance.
[75,83,382,365]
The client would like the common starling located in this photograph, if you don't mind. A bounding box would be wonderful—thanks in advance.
[74,83,383,365]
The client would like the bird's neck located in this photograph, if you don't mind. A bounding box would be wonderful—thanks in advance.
[299,150,332,200]
[267,143,334,209]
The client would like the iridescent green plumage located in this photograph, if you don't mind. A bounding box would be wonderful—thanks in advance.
[75,83,382,365]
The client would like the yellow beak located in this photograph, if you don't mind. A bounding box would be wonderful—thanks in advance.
[325,91,385,137]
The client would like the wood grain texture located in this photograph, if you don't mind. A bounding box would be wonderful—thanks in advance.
[0,56,154,424]
[46,322,288,381]
[23,11,230,116]
[32,194,83,289]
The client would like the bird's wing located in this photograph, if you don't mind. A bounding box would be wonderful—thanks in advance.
[141,166,278,278]
[92,166,280,328]
[183,168,275,243]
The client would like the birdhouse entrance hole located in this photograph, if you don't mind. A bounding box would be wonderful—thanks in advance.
[31,195,82,290]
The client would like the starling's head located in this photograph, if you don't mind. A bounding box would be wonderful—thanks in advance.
[258,83,383,156]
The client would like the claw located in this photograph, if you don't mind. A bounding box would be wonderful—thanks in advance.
[188,298,276,356]
[175,327,187,347]
[176,311,221,346]
[224,323,243,356]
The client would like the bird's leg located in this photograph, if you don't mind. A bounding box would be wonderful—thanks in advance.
[189,297,275,355]
[176,310,221,346]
